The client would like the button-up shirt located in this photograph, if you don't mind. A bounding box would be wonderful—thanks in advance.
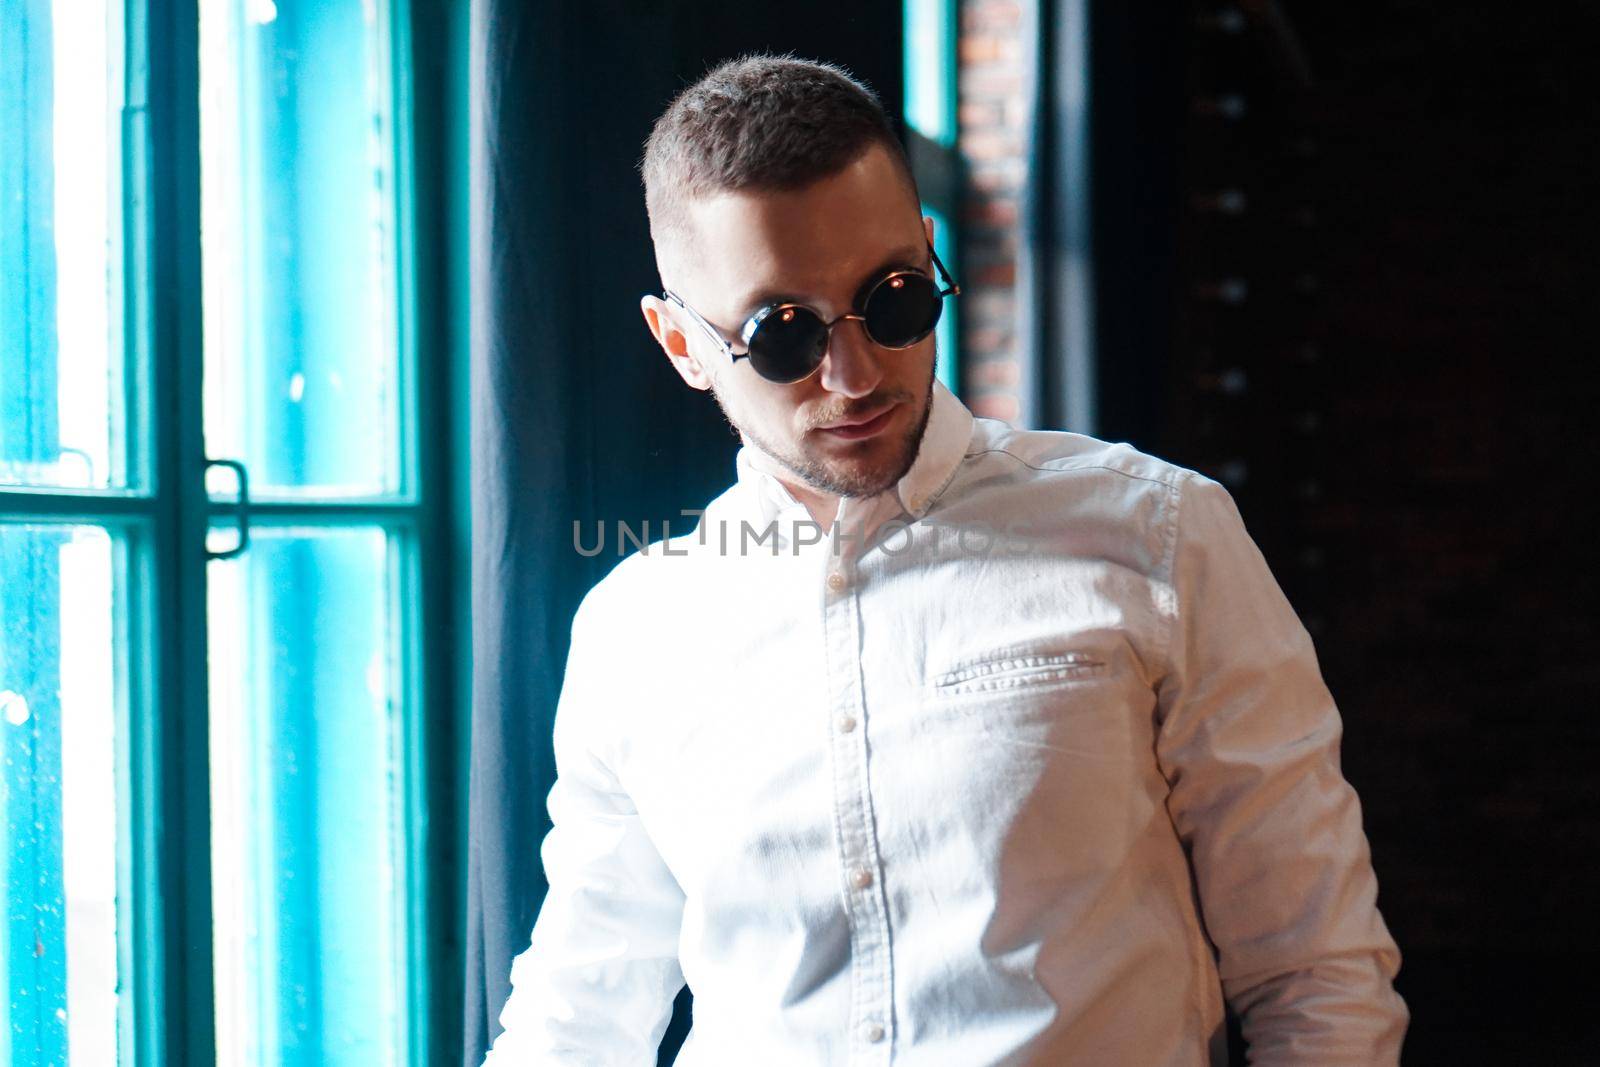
[484,379,1408,1065]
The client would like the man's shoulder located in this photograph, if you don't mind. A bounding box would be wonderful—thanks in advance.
[942,418,1238,586]
[961,416,1197,495]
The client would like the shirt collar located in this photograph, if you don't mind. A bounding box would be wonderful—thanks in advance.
[733,377,976,526]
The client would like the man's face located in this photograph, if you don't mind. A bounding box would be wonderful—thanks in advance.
[645,143,938,501]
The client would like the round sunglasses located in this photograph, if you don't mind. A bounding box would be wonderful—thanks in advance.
[662,243,961,384]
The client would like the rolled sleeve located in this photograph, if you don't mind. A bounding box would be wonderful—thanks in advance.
[484,590,687,1066]
[1153,471,1409,1065]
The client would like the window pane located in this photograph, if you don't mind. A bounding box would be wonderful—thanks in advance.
[903,0,960,394]
[925,204,958,394]
[207,526,409,1065]
[904,0,955,149]
[199,0,403,500]
[0,524,123,1063]
[0,2,130,490]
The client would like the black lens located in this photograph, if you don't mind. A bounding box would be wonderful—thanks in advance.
[747,305,830,383]
[863,272,941,348]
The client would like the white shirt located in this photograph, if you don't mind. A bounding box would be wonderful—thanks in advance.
[485,379,1408,1066]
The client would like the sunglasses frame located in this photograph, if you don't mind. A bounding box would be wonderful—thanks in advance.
[661,241,961,384]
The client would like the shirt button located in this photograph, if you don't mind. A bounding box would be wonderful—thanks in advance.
[850,867,874,890]
[826,571,846,591]
[837,714,857,734]
[861,1021,885,1043]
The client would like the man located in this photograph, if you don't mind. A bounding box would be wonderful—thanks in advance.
[485,54,1407,1065]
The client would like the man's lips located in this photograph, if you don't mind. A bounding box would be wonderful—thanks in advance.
[817,403,898,439]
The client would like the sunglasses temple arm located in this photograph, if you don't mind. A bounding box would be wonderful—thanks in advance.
[664,291,741,361]
[928,243,962,298]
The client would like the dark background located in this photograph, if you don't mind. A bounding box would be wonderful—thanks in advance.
[1093,2,1600,1062]
[467,1,1600,1063]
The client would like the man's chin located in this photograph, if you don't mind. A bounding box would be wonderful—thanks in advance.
[799,444,913,499]
[800,402,931,497]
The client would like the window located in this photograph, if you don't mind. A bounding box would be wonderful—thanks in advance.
[904,0,961,394]
[0,1,464,1063]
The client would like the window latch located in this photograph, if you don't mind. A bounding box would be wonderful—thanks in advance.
[204,458,251,561]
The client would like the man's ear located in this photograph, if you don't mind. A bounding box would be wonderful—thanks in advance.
[923,214,936,248]
[640,295,713,392]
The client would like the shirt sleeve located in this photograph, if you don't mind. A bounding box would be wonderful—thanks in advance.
[483,586,687,1066]
[1153,470,1409,1065]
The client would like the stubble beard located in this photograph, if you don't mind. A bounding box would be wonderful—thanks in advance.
[711,368,937,500]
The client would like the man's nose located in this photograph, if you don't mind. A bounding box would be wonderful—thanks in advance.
[815,317,884,399]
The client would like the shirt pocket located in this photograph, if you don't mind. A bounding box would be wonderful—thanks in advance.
[918,644,1136,766]
[927,646,1109,697]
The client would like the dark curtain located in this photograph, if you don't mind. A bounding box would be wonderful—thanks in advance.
[463,4,903,1064]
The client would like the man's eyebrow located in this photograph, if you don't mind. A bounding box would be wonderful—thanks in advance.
[732,244,930,322]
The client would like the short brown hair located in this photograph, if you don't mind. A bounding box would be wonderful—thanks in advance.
[640,53,917,250]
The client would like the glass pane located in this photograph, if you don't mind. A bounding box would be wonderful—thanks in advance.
[925,204,958,394]
[903,0,955,148]
[0,524,123,1063]
[207,526,409,1065]
[902,0,959,393]
[0,2,130,490]
[199,0,403,499]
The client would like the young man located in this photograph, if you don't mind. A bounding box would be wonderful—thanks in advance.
[485,55,1407,1065]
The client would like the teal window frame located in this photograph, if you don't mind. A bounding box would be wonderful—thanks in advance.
[0,0,469,1063]
[904,0,961,395]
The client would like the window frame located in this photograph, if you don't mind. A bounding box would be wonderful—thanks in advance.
[0,0,468,1063]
